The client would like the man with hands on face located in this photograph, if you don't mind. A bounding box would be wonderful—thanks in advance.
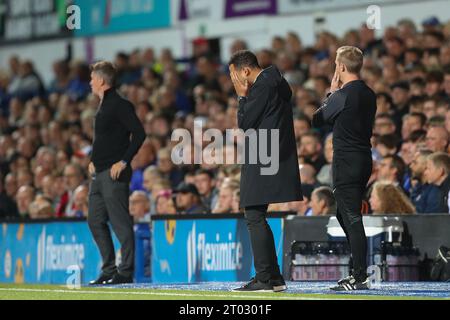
[88,61,146,285]
[312,46,377,291]
[229,50,302,292]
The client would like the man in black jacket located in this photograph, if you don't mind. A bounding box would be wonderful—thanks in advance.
[312,46,377,291]
[229,50,303,292]
[88,61,146,285]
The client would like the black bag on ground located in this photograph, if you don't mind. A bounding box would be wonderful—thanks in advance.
[430,246,450,281]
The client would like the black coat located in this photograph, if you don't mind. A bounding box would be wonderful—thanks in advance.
[238,66,303,207]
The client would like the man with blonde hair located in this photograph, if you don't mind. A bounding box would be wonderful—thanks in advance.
[313,46,376,291]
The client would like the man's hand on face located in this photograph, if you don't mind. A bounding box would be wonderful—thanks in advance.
[110,161,126,180]
[330,68,341,93]
[230,65,250,97]
[88,162,96,176]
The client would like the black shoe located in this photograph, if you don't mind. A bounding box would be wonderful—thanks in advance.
[89,273,115,286]
[232,278,273,292]
[337,274,354,285]
[330,276,370,291]
[106,273,133,285]
[269,276,287,292]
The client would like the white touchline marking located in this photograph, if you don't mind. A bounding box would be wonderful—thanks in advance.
[0,288,357,300]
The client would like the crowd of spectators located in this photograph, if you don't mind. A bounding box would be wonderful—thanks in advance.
[1,16,450,221]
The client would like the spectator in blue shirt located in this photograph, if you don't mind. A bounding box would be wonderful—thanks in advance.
[409,149,441,213]
[130,138,156,193]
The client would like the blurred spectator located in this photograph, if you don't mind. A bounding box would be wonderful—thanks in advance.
[409,150,440,213]
[444,67,450,97]
[212,178,239,214]
[155,189,176,215]
[16,185,35,219]
[174,183,206,214]
[305,186,336,216]
[390,81,410,128]
[149,179,171,215]
[276,51,305,87]
[299,163,319,188]
[56,163,85,217]
[130,138,156,192]
[402,113,426,140]
[4,173,17,200]
[231,189,242,214]
[129,191,151,223]
[66,62,91,101]
[163,69,192,113]
[426,126,449,152]
[425,152,450,213]
[299,131,326,172]
[157,148,184,188]
[142,165,162,195]
[72,184,89,218]
[377,155,407,188]
[230,39,248,56]
[29,195,54,219]
[317,133,333,186]
[195,169,218,211]
[374,113,397,136]
[369,181,416,214]
[17,169,33,188]
[183,171,196,185]
[49,60,70,94]
[293,114,312,140]
[191,55,221,92]
[8,60,44,99]
[0,173,19,219]
[374,134,399,158]
[256,49,275,70]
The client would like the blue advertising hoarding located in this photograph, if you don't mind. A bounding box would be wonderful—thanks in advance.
[74,0,171,37]
[0,221,120,285]
[151,216,284,283]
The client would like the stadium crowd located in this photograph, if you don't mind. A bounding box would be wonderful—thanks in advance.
[1,16,450,221]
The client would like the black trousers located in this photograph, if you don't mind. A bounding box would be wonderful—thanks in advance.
[88,169,134,278]
[244,205,282,282]
[333,153,372,281]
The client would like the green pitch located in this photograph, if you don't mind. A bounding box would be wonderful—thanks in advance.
[0,284,445,300]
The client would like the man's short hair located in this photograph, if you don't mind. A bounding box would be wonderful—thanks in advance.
[195,168,215,180]
[409,129,427,143]
[336,46,364,74]
[294,113,312,125]
[409,112,427,127]
[377,134,399,150]
[375,113,396,125]
[385,154,406,182]
[428,152,450,176]
[426,70,444,84]
[131,190,150,202]
[313,186,336,210]
[377,92,393,105]
[417,149,433,160]
[228,50,260,70]
[90,61,117,87]
[301,130,322,143]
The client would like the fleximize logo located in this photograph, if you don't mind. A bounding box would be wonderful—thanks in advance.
[37,227,85,280]
[187,223,244,282]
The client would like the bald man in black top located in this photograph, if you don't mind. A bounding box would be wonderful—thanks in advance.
[313,46,376,291]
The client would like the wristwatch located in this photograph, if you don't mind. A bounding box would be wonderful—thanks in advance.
[238,96,247,103]
[120,160,127,167]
